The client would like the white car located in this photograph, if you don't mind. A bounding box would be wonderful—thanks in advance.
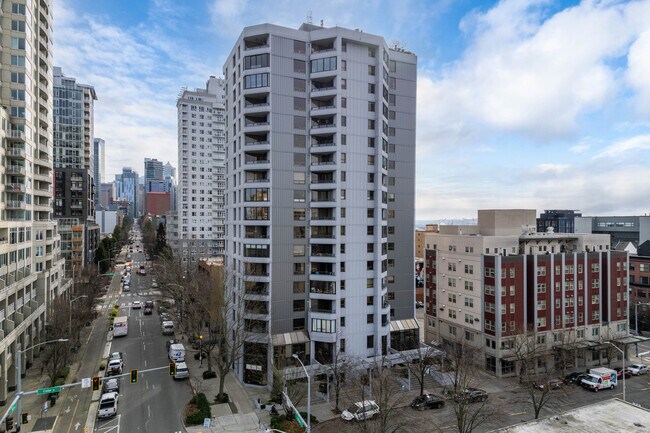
[628,363,648,375]
[341,400,380,421]
[123,284,130,292]
[132,301,142,309]
[151,282,159,288]
[98,392,118,418]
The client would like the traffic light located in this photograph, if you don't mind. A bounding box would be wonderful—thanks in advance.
[130,369,138,383]
[22,412,29,424]
[169,362,176,376]
[92,377,100,391]
[6,415,13,430]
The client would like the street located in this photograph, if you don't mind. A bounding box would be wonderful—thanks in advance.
[93,242,192,432]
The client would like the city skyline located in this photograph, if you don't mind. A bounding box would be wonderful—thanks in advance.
[52,0,650,219]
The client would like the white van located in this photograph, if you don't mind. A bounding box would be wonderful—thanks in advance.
[162,321,174,335]
[174,362,189,380]
[168,343,185,362]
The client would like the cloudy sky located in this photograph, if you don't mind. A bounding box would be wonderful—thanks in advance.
[53,0,650,220]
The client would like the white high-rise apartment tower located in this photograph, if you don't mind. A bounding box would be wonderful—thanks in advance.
[224,23,417,386]
[0,0,68,404]
[175,77,226,265]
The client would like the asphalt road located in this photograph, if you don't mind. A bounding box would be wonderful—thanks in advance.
[94,241,192,433]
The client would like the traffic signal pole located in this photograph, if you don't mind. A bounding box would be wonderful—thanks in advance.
[0,365,170,426]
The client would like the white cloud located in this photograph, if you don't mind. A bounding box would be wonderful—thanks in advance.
[417,0,650,153]
[569,144,589,154]
[627,30,650,116]
[594,134,650,160]
[534,163,570,175]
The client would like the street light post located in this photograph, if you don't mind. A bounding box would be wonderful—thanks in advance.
[292,354,310,433]
[635,302,650,355]
[69,295,88,340]
[17,339,69,426]
[97,258,115,275]
[605,341,625,402]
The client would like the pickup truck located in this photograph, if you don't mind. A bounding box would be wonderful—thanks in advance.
[98,392,118,418]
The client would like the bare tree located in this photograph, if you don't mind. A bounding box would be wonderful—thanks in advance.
[345,358,409,433]
[397,339,442,397]
[43,298,71,386]
[600,329,626,367]
[444,340,500,433]
[510,328,564,419]
[322,343,355,413]
[551,328,579,377]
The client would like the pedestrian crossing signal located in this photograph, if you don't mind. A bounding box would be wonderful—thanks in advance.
[169,363,176,376]
[130,369,138,383]
[92,377,100,391]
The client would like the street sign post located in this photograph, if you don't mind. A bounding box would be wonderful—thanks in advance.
[37,386,61,395]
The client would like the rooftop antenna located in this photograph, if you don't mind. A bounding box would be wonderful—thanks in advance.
[307,11,312,24]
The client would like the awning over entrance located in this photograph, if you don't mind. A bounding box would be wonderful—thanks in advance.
[271,330,310,347]
[390,318,419,332]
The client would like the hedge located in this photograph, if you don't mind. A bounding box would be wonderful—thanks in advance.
[185,393,211,425]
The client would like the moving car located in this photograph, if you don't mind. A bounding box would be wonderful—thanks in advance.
[132,301,142,309]
[564,372,589,385]
[143,307,152,315]
[341,400,380,421]
[628,363,648,375]
[144,300,154,309]
[162,320,174,335]
[453,388,488,403]
[123,284,130,292]
[410,394,445,410]
[98,392,118,418]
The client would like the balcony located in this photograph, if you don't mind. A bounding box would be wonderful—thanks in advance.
[311,265,335,276]
[245,226,269,239]
[310,192,335,203]
[8,130,25,142]
[244,132,269,146]
[245,282,269,296]
[244,35,269,51]
[310,281,336,295]
[6,183,26,193]
[311,78,336,93]
[6,200,26,210]
[310,209,336,221]
[7,166,26,176]
[310,299,335,314]
[244,175,270,184]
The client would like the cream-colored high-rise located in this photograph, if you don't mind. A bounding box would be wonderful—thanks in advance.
[0,0,69,405]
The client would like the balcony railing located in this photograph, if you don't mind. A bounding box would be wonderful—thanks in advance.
[244,44,269,51]
[311,270,335,276]
[310,285,336,295]
[7,166,26,175]
[311,123,336,129]
[245,159,270,165]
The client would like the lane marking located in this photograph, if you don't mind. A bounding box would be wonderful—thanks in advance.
[65,399,80,433]
[509,411,526,416]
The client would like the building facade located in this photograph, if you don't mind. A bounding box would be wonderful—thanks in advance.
[575,215,650,248]
[115,168,139,219]
[93,137,105,203]
[424,210,629,377]
[98,182,115,208]
[0,0,69,405]
[537,210,582,234]
[175,77,226,264]
[53,67,99,270]
[223,23,417,386]
[144,158,163,183]
[145,192,171,216]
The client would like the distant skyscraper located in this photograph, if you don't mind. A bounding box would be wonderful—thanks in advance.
[174,77,226,264]
[53,67,99,269]
[163,161,176,184]
[223,23,417,386]
[0,0,69,402]
[117,168,139,219]
[93,138,106,204]
[144,158,164,182]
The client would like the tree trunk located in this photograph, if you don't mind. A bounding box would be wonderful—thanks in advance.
[218,370,227,400]
[420,375,425,396]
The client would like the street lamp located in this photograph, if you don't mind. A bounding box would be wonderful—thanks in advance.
[17,339,69,426]
[292,354,310,433]
[604,341,626,402]
[69,295,88,339]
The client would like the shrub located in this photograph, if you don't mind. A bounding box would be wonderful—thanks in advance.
[57,366,70,380]
[202,370,217,380]
[114,303,120,309]
[54,377,65,386]
[185,393,211,425]
[270,415,307,433]
[99,361,107,370]
[299,412,318,425]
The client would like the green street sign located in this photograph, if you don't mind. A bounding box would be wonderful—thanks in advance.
[294,411,304,427]
[37,386,61,395]
[8,402,16,414]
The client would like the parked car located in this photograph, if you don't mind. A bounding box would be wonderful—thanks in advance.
[97,392,118,418]
[628,364,648,375]
[108,352,123,363]
[102,378,120,394]
[174,362,190,380]
[533,378,563,390]
[453,388,488,403]
[341,400,380,421]
[162,320,174,335]
[106,359,124,376]
[410,394,445,410]
[151,282,159,288]
[564,372,589,385]
[615,367,632,379]
[415,301,424,309]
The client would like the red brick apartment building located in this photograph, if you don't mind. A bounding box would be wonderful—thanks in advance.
[425,210,630,377]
